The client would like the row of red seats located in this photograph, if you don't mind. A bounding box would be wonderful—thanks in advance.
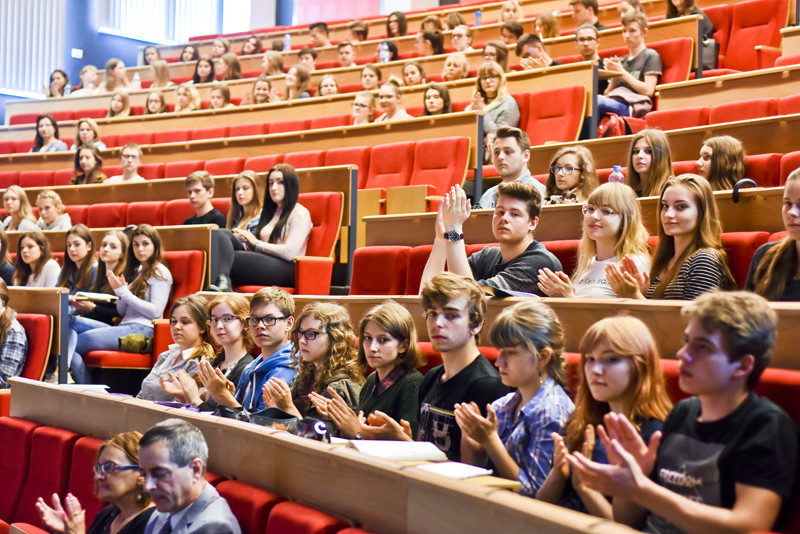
[350,231,776,296]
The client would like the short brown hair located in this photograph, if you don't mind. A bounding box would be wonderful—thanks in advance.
[185,170,214,190]
[570,0,599,14]
[494,126,530,153]
[622,9,648,30]
[250,286,295,318]
[120,142,143,160]
[497,181,542,220]
[421,272,485,342]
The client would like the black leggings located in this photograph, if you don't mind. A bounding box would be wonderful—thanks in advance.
[214,230,295,287]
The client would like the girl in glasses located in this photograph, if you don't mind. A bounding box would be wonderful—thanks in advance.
[261,302,364,431]
[544,146,599,205]
[35,431,155,533]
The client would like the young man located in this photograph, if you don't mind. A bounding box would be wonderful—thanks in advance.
[422,182,561,297]
[570,0,608,31]
[597,10,662,118]
[309,21,331,48]
[516,33,561,69]
[477,126,546,209]
[348,20,368,42]
[574,23,608,93]
[338,41,356,68]
[500,21,524,46]
[450,25,475,52]
[140,419,240,533]
[568,291,799,533]
[105,142,145,184]
[298,46,317,72]
[371,273,508,461]
[182,170,226,227]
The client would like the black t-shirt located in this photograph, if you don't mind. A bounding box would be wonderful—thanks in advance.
[645,394,799,533]
[417,354,509,461]
[183,208,226,227]
[468,241,562,297]
[744,241,800,301]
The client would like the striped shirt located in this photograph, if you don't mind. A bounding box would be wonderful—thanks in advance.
[647,248,732,300]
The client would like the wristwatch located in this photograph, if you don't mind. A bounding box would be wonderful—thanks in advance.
[444,229,464,242]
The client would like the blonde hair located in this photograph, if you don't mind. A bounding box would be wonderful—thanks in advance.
[174,83,200,112]
[545,145,599,201]
[73,118,102,149]
[443,52,469,81]
[150,60,172,88]
[475,62,508,112]
[35,190,65,213]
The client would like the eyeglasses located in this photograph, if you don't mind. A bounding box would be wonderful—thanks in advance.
[120,153,139,160]
[482,74,500,81]
[246,315,288,327]
[94,461,139,475]
[209,314,240,325]
[551,165,581,175]
[352,102,368,109]
[582,205,619,218]
[576,37,597,43]
[296,328,325,341]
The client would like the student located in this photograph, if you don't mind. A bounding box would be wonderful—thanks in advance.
[192,56,215,84]
[420,15,443,32]
[352,92,377,125]
[386,11,408,38]
[35,190,72,231]
[311,301,424,438]
[70,65,98,97]
[317,74,339,97]
[298,46,317,72]
[442,52,469,82]
[0,229,15,286]
[423,182,561,296]
[241,34,263,55]
[415,30,444,56]
[369,273,508,461]
[348,20,368,42]
[567,291,799,533]
[500,0,524,22]
[450,25,475,53]
[571,0,608,31]
[538,183,650,298]
[241,77,276,106]
[174,82,201,112]
[309,21,332,48]
[261,302,364,429]
[337,41,356,68]
[695,135,745,191]
[103,58,131,93]
[423,83,453,116]
[667,0,715,41]
[607,174,736,300]
[617,0,644,15]
[226,170,262,231]
[0,280,27,388]
[106,91,131,118]
[627,128,673,197]
[3,185,37,232]
[260,51,284,77]
[598,10,661,118]
[70,118,106,151]
[543,145,599,204]
[44,69,69,98]
[575,24,608,93]
[180,44,200,62]
[537,315,672,516]
[482,41,509,72]
[105,143,146,184]
[282,66,311,100]
[455,300,574,496]
[534,12,561,39]
[209,82,235,109]
[516,33,562,69]
[374,81,414,123]
[58,224,96,295]
[402,61,426,86]
[216,52,243,81]
[13,230,60,287]
[477,127,546,208]
[183,171,226,227]
[442,12,467,31]
[746,168,800,300]
[72,145,106,185]
[144,45,161,65]
[500,21,524,46]
[467,62,519,138]
[211,38,230,58]
[30,114,68,153]
[361,64,382,91]
[144,90,166,115]
[70,230,128,328]
[149,59,173,88]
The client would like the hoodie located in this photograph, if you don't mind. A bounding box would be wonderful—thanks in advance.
[235,340,296,412]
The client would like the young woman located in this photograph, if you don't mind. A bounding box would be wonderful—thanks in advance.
[0,229,15,286]
[71,65,98,96]
[226,170,262,231]
[180,44,200,62]
[242,77,278,106]
[374,81,414,123]
[544,146,599,204]
[174,82,200,112]
[70,118,107,151]
[467,62,519,135]
[209,83,235,109]
[310,301,423,439]
[104,58,131,92]
[211,38,230,58]
[627,128,673,197]
[534,12,561,39]
[415,30,444,56]
[2,185,37,232]
[44,69,69,97]
[500,0,525,22]
[107,91,131,118]
[607,174,736,300]
[144,90,167,114]
[72,145,106,185]
[695,135,745,191]
[13,230,60,287]
[217,52,243,81]
[70,230,129,327]
[30,114,68,153]
[454,300,574,497]
[746,168,800,300]
[0,280,28,388]
[149,59,173,88]
[538,183,651,298]
[423,83,453,116]
[137,295,215,402]
[35,431,154,534]
[261,302,364,427]
[386,11,408,38]
[352,92,377,125]
[361,64,382,91]
[536,316,672,517]
[482,41,509,72]
[402,61,427,86]
[58,224,96,295]
[144,45,162,65]
[192,56,215,84]
[35,190,72,231]
[442,52,469,82]
[241,35,263,56]
[282,66,311,100]
[317,75,339,97]
[421,15,443,32]
[667,0,715,40]
[260,51,284,77]
[443,12,467,31]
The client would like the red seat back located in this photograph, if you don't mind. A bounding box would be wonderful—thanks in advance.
[80,108,109,120]
[704,4,733,59]
[269,118,310,134]
[0,417,39,519]
[722,0,786,71]
[154,129,191,144]
[9,113,40,125]
[67,436,105,525]
[645,106,709,131]
[404,244,433,295]
[63,205,89,225]
[163,199,196,226]
[649,38,693,84]
[721,231,769,288]
[266,501,347,534]
[325,147,371,189]
[284,150,326,169]
[300,192,344,257]
[0,171,19,188]
[775,53,800,67]
[708,98,778,124]
[165,160,205,179]
[87,202,127,228]
[525,86,585,146]
[244,154,285,173]
[364,141,415,189]
[116,132,154,146]
[216,480,285,534]
[19,170,54,188]
[744,153,781,187]
[138,163,165,180]
[230,122,269,137]
[309,114,350,129]
[780,151,800,184]
[50,110,75,123]
[409,137,470,195]
[53,168,73,186]
[542,239,581,277]
[204,157,245,176]
[191,125,230,141]
[17,314,52,381]
[126,201,167,226]
[163,250,206,313]
[0,141,16,156]
[350,246,411,295]
[778,93,800,115]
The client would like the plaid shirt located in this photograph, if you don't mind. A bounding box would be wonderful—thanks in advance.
[493,377,574,497]
[0,317,27,388]
[374,365,408,396]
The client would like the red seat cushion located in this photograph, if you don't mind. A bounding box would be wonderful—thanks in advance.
[0,417,39,520]
[350,246,411,295]
[265,502,347,534]
[409,137,470,196]
[16,314,52,381]
[86,202,127,228]
[645,107,709,131]
[126,201,166,226]
[244,154,285,173]
[216,480,285,534]
[284,150,326,170]
[165,160,205,179]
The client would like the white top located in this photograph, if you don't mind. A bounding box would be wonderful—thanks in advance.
[25,259,61,287]
[574,254,650,298]
[105,174,146,184]
[374,109,415,123]
[255,203,313,261]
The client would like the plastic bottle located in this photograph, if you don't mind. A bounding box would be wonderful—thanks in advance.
[608,164,625,184]
[87,80,94,92]
[379,41,390,63]
[132,72,141,89]
[474,10,482,26]
[63,84,72,96]
[283,32,291,52]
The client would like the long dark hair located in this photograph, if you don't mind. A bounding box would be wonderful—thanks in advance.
[58,224,95,291]
[192,56,215,84]
[72,145,104,185]
[13,230,51,286]
[423,83,453,116]
[124,225,166,299]
[255,164,300,243]
[32,114,60,152]
[92,230,129,294]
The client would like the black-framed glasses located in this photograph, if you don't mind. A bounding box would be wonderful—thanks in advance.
[296,328,326,341]
[551,165,581,175]
[208,314,240,325]
[94,461,139,475]
[247,315,288,327]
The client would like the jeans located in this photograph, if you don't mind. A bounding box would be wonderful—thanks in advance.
[69,315,153,383]
[597,95,631,117]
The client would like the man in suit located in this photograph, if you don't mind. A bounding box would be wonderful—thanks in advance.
[140,419,241,534]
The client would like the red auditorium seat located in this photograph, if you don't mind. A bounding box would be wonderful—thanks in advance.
[542,239,582,277]
[704,4,732,62]
[15,140,34,153]
[407,136,470,196]
[780,151,800,184]
[244,154,285,172]
[63,205,88,225]
[721,0,786,71]
[154,129,191,144]
[405,105,424,117]
[53,168,73,186]
[87,202,127,228]
[270,118,311,134]
[80,108,108,120]
[310,114,350,129]
[363,141,415,190]
[116,132,154,146]
[163,199,196,225]
[205,157,246,176]
[649,38,693,84]
[325,147,371,189]
[49,110,75,122]
[19,171,54,188]
[16,314,53,381]
[775,52,800,67]
[524,86,585,146]
[164,160,205,179]
[216,480,285,534]
[284,150,326,169]
[8,113,39,126]
[211,197,230,215]
[0,141,16,156]
[338,82,365,94]
[708,98,778,124]
[101,134,119,148]
[404,244,433,295]
[266,501,347,534]
[205,471,227,486]
[129,105,145,115]
[103,165,123,178]
[778,93,800,115]
[512,93,530,133]
[645,106,709,131]
[126,201,166,226]
[230,122,270,137]
[191,125,230,141]
[0,171,19,188]
[744,153,781,187]
[138,163,165,180]
[350,246,412,295]
[0,418,39,521]
[721,231,769,288]
[65,437,105,525]
[671,160,697,175]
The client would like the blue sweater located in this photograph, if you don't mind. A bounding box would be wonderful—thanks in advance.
[235,340,297,412]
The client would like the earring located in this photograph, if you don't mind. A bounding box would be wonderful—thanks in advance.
[135,482,145,504]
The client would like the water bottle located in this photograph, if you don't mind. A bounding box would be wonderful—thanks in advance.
[474,10,482,26]
[283,32,291,51]
[63,84,72,96]
[132,72,141,89]
[379,41,391,63]
[608,165,625,184]
[88,80,94,92]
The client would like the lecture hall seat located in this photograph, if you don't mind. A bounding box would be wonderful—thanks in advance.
[126,201,167,226]
[270,118,311,134]
[18,171,54,188]
[86,202,127,228]
[244,154,285,173]
[721,231,769,288]
[284,150,327,169]
[324,147,371,189]
[310,113,351,129]
[744,153,782,188]
[404,244,434,296]
[0,171,19,188]
[265,501,347,534]
[8,113,39,126]
[708,98,778,125]
[191,125,230,141]
[349,246,411,295]
[777,93,800,116]
[645,106,709,131]
[154,129,192,144]
[216,480,285,534]
[64,436,105,525]
[704,4,732,63]
[407,136,470,196]
[53,168,73,186]
[63,205,89,226]
[542,239,582,278]
[721,0,786,72]
[115,132,153,146]
[780,151,800,184]
[774,53,800,68]
[230,122,270,137]
[205,157,246,176]
[363,141,415,190]
[0,418,39,522]
[524,85,586,146]
[0,142,16,156]
[15,140,34,153]
[164,159,205,179]
[16,314,53,382]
